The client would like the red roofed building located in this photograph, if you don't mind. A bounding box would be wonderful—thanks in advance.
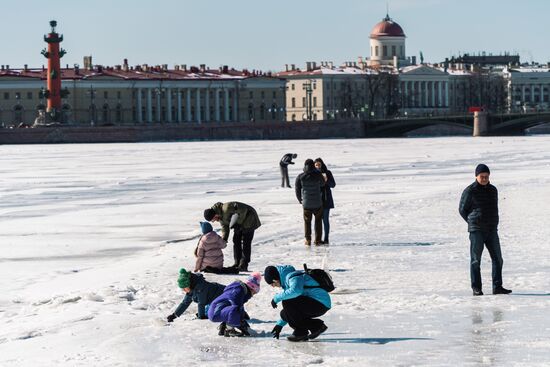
[369,14,408,67]
[0,59,286,126]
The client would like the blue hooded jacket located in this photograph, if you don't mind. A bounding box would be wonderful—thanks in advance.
[273,265,331,327]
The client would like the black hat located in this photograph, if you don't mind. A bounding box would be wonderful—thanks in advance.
[475,164,490,177]
[263,266,280,284]
[204,208,216,221]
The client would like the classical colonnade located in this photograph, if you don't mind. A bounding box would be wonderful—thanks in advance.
[135,87,238,123]
[401,80,450,108]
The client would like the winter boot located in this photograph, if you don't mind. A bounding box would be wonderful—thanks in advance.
[308,323,328,340]
[238,260,248,272]
[287,333,309,342]
[493,286,512,295]
[218,322,227,336]
[237,320,251,336]
[305,239,311,246]
[472,288,484,296]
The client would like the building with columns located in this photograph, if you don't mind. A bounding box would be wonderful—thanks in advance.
[503,65,550,112]
[0,62,286,126]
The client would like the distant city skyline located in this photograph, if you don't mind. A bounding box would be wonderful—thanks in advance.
[2,0,549,71]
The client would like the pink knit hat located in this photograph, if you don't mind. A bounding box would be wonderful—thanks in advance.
[245,272,262,294]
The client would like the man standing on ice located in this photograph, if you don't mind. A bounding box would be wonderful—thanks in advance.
[204,202,261,272]
[280,153,297,188]
[296,159,325,246]
[459,164,512,296]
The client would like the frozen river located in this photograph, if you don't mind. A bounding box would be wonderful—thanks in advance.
[1,137,550,366]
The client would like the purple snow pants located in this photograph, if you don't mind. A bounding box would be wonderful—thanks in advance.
[207,299,243,327]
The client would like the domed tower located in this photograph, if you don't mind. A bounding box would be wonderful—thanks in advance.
[369,14,406,66]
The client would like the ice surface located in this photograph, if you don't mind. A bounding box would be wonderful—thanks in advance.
[1,137,550,366]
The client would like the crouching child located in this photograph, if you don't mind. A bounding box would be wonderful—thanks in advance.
[166,268,226,323]
[264,265,332,342]
[207,272,262,337]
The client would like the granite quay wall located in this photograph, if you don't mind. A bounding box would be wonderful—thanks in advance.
[0,120,366,145]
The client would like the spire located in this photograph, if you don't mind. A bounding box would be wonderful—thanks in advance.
[384,2,391,21]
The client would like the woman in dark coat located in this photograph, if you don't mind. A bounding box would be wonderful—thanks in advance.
[314,158,336,244]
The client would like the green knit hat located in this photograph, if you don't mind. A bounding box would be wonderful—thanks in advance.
[177,268,191,288]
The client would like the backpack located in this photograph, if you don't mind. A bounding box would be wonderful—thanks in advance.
[290,264,335,293]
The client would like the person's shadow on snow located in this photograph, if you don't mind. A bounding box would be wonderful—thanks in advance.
[311,336,433,344]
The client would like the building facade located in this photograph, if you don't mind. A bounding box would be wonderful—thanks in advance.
[0,62,286,127]
[503,65,550,112]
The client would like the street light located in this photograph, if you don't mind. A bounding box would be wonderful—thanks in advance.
[86,84,96,126]
[302,80,316,121]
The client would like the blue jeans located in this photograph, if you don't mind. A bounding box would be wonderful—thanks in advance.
[469,230,503,291]
[322,208,330,242]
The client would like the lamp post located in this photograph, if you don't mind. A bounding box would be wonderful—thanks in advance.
[302,80,316,121]
[86,84,96,126]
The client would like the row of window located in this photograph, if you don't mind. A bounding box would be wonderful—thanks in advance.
[2,91,126,100]
[372,45,405,58]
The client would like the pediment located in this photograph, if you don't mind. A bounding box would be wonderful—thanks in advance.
[401,66,447,76]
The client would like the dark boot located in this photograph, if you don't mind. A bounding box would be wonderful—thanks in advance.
[238,260,248,272]
[493,286,512,295]
[218,322,227,336]
[472,288,484,296]
[287,333,309,342]
[308,323,327,340]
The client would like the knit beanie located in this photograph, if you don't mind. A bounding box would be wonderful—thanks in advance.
[200,221,213,234]
[263,266,280,284]
[204,208,216,221]
[475,164,490,177]
[177,268,191,289]
[245,272,262,294]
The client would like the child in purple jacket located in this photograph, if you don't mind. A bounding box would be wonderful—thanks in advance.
[207,272,261,337]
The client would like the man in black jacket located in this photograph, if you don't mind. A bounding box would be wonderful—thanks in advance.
[280,153,297,188]
[296,159,325,246]
[459,164,512,296]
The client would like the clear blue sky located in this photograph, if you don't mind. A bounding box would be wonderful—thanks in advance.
[2,0,549,71]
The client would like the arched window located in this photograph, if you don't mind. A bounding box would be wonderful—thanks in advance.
[102,104,110,123]
[291,114,296,121]
[260,103,265,120]
[116,104,122,123]
[375,46,379,57]
[271,104,277,120]
[248,103,254,121]
[14,105,24,123]
[61,104,71,123]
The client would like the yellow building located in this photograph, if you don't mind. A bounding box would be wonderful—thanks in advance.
[0,61,285,127]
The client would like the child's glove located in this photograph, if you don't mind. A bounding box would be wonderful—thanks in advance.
[271,299,277,309]
[271,325,283,339]
[166,313,177,323]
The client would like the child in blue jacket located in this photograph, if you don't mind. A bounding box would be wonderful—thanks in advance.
[166,268,226,323]
[207,272,261,336]
[264,265,331,342]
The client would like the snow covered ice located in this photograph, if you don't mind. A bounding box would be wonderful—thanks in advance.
[1,136,550,366]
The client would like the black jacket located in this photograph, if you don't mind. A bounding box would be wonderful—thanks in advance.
[174,273,225,318]
[318,163,336,209]
[459,181,499,232]
[280,153,296,167]
[295,166,325,210]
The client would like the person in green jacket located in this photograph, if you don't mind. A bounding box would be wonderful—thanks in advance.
[204,202,261,272]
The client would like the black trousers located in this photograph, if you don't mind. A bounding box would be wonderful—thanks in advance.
[280,296,329,336]
[470,230,503,291]
[233,228,254,266]
[280,165,290,187]
[303,207,323,243]
[202,266,239,274]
